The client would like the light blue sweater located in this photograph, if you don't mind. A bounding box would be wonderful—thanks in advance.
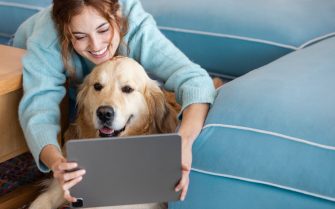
[13,0,216,172]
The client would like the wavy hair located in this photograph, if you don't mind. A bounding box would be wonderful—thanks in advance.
[52,0,128,77]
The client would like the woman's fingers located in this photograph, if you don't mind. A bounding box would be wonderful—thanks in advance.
[180,177,189,201]
[63,169,86,182]
[63,175,84,202]
[63,176,83,191]
[51,160,85,203]
[57,162,78,171]
[175,169,190,200]
[64,188,77,202]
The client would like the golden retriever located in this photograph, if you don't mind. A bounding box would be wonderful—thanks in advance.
[29,57,182,209]
[67,56,180,139]
[29,56,224,209]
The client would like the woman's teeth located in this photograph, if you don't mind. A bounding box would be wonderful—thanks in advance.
[90,47,107,56]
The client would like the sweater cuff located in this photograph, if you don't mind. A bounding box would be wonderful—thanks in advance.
[26,126,61,173]
[178,87,217,120]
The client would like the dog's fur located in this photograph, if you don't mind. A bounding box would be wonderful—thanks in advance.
[29,57,181,209]
[29,57,224,209]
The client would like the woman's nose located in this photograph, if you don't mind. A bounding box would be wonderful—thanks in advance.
[89,35,101,51]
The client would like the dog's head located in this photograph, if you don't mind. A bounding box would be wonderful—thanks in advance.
[74,56,178,138]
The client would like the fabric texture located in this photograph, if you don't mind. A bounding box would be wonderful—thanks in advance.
[0,0,52,44]
[170,171,335,209]
[186,36,335,203]
[13,0,216,172]
[0,153,46,196]
[141,0,335,77]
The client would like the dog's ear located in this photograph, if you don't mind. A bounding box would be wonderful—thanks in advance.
[144,81,178,133]
[76,79,90,113]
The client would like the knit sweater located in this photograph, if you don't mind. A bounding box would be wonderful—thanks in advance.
[13,0,216,172]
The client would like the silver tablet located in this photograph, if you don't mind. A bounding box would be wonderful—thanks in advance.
[65,133,181,208]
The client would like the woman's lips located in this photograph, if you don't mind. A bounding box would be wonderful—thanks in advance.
[89,46,108,59]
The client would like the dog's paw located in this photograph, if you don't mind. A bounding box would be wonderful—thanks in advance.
[28,193,54,209]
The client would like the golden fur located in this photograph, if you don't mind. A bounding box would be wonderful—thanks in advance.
[64,56,180,141]
[29,57,181,209]
[29,56,224,209]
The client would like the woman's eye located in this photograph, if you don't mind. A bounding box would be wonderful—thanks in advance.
[98,28,109,34]
[121,85,134,93]
[93,83,103,91]
[75,36,86,40]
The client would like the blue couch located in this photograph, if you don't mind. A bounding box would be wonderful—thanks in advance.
[1,0,335,208]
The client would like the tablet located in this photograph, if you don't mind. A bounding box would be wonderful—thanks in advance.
[65,133,181,208]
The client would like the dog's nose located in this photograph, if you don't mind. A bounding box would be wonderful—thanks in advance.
[97,106,114,123]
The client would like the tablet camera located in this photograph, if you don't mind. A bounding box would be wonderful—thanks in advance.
[71,198,83,208]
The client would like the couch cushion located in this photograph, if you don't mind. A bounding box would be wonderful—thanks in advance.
[0,0,52,45]
[191,36,335,202]
[141,0,335,77]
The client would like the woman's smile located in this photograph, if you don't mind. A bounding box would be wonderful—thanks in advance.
[88,46,109,59]
[70,6,120,65]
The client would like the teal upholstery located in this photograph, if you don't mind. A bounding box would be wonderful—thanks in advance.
[1,0,335,208]
[171,172,335,209]
[170,36,335,208]
[140,0,335,208]
[0,0,51,44]
[141,0,335,77]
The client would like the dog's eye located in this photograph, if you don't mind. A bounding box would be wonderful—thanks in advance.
[121,85,134,93]
[93,83,103,91]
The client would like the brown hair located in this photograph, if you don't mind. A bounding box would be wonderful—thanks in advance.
[52,0,128,77]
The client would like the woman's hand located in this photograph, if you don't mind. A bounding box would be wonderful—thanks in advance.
[51,158,86,202]
[175,103,209,201]
[40,144,86,202]
[175,138,192,201]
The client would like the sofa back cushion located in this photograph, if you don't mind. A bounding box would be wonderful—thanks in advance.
[141,0,335,77]
[0,0,52,44]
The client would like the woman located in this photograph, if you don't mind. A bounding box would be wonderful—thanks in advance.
[13,0,216,204]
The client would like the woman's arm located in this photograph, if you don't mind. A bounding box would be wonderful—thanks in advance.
[175,103,209,200]
[122,0,216,200]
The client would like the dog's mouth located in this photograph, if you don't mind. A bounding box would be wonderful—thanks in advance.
[99,126,125,137]
[98,115,133,137]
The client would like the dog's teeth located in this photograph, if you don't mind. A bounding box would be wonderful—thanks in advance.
[100,127,114,134]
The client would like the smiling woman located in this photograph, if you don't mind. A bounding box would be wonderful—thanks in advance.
[52,0,127,76]
[69,8,120,64]
[12,0,216,208]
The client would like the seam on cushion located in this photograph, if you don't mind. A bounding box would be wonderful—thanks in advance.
[0,32,11,38]
[191,167,335,202]
[208,72,236,80]
[0,1,44,11]
[299,32,335,49]
[158,26,298,50]
[203,124,335,151]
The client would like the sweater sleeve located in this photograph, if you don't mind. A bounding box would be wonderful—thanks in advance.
[124,0,216,115]
[17,41,66,172]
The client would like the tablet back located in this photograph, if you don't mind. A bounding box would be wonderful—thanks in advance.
[66,134,181,208]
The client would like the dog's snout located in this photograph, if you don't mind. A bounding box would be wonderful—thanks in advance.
[97,106,114,123]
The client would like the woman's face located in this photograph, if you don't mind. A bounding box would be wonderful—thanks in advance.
[70,6,120,65]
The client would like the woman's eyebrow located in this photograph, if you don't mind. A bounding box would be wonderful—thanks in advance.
[96,22,108,30]
[72,22,109,35]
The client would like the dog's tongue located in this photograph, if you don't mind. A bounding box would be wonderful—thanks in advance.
[99,127,114,135]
